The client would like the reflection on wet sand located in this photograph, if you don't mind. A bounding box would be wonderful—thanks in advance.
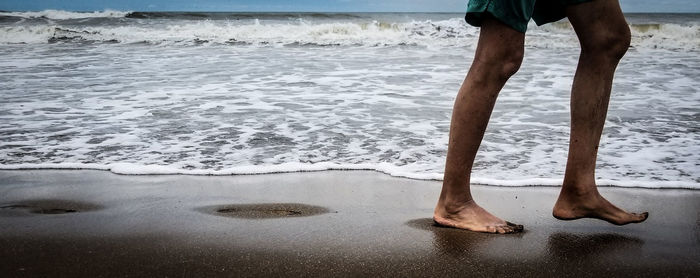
[547,232,644,259]
[405,218,525,257]
[696,213,700,244]
[407,218,646,266]
[543,232,646,275]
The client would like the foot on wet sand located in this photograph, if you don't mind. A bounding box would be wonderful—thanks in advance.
[434,200,524,234]
[552,190,648,225]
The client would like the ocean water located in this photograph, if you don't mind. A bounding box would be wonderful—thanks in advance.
[0,10,698,189]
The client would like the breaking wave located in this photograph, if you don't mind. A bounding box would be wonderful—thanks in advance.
[0,10,698,50]
[0,17,475,47]
[0,9,130,20]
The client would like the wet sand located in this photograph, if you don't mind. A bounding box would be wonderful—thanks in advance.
[0,170,698,277]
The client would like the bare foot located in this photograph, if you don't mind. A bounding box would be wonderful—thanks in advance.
[434,199,524,234]
[553,189,648,225]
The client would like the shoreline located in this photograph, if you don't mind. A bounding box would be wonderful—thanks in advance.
[1,170,698,277]
[1,167,698,190]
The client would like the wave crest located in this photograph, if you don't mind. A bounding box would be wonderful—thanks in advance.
[0,9,130,20]
[0,11,698,50]
[0,18,479,47]
[531,21,700,51]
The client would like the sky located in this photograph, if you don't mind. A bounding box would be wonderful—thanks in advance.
[1,0,699,13]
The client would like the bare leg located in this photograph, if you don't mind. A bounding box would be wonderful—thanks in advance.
[553,0,648,225]
[434,17,524,234]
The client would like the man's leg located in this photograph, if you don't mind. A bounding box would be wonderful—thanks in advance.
[434,16,525,234]
[553,0,648,225]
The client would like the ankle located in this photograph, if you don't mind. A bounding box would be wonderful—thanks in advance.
[562,185,598,196]
[561,178,599,196]
[438,198,476,214]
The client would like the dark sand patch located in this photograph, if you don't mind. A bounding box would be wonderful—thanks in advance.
[547,232,644,257]
[0,199,103,216]
[405,217,448,231]
[406,218,526,255]
[1,170,698,277]
[406,217,526,234]
[198,203,330,219]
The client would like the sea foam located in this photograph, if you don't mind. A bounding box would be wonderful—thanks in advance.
[1,162,697,189]
[1,12,698,189]
[0,10,698,50]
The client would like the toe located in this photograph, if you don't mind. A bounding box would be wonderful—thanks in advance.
[495,226,507,234]
[635,212,649,222]
[506,221,524,232]
[614,211,649,225]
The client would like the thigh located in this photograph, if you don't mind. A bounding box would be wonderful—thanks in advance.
[532,0,592,26]
[474,16,526,62]
[565,0,629,45]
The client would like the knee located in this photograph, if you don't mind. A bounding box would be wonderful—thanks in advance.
[580,25,631,61]
[500,49,524,79]
[475,46,524,81]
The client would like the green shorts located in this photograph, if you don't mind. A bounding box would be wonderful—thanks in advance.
[465,0,591,33]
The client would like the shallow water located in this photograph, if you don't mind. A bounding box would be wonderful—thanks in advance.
[1,11,698,188]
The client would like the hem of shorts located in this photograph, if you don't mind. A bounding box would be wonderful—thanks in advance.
[465,7,528,33]
[532,0,591,26]
[532,15,566,26]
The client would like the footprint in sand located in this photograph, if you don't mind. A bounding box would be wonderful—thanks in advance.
[0,199,103,216]
[198,203,331,219]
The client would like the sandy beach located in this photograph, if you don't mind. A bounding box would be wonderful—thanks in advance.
[1,7,699,278]
[0,170,698,277]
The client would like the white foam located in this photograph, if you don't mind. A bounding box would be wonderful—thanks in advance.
[1,14,698,190]
[1,14,696,50]
[630,23,700,51]
[1,162,697,189]
[0,25,56,44]
[528,21,700,51]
